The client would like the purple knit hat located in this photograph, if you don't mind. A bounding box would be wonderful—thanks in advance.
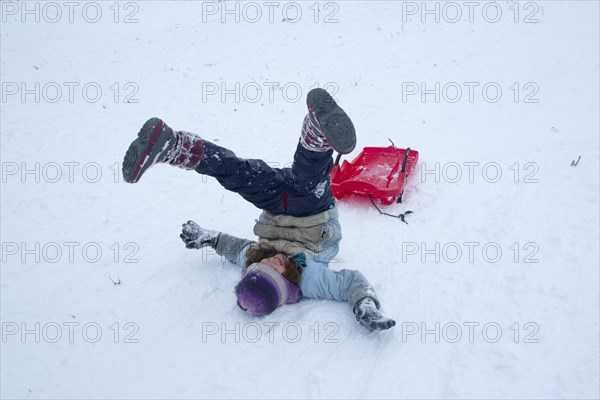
[236,263,302,317]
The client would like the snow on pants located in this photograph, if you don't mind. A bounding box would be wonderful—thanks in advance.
[194,139,335,217]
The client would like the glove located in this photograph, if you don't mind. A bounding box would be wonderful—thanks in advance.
[354,297,396,331]
[180,220,220,250]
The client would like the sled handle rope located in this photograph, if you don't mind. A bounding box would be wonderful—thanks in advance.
[370,195,413,224]
[334,153,342,166]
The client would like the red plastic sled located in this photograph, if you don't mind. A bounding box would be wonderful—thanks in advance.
[330,146,419,205]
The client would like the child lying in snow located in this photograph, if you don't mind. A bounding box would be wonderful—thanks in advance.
[122,88,395,331]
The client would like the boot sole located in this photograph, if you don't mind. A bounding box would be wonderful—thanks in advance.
[122,118,174,183]
[306,88,356,154]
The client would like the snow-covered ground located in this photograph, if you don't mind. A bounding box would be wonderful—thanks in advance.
[1,1,599,398]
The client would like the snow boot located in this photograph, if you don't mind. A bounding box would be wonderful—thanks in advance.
[302,88,356,154]
[354,297,396,331]
[122,118,204,183]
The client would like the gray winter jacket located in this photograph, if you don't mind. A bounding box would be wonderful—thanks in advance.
[215,204,380,309]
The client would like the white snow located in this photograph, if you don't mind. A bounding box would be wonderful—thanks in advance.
[1,1,599,399]
[313,179,327,198]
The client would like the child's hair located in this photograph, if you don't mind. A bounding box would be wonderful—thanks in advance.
[245,243,303,285]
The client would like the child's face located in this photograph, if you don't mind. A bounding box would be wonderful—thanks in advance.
[259,253,287,275]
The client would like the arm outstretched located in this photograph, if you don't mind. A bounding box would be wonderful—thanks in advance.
[180,220,252,268]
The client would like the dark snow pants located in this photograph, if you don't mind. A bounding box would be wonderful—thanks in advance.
[194,140,335,217]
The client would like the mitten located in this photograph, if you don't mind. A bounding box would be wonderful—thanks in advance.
[180,220,220,249]
[354,297,396,331]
